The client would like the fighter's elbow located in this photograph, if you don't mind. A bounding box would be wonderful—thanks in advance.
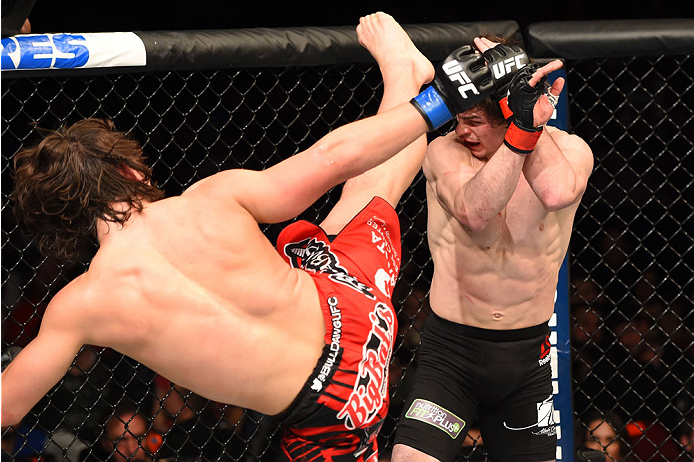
[456,211,490,233]
[539,188,581,211]
[449,201,492,231]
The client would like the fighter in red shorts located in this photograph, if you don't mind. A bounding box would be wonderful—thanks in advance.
[274,197,399,461]
[2,12,496,462]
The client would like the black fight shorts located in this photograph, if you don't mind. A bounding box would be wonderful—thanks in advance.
[393,312,556,462]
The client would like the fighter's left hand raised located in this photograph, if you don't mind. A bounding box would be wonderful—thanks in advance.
[504,60,564,154]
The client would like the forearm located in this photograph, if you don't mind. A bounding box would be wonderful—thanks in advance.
[453,146,525,230]
[522,132,581,210]
[2,359,42,427]
[1,374,33,427]
[2,334,81,427]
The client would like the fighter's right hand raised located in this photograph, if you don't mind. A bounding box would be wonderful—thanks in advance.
[479,41,530,119]
[410,45,494,131]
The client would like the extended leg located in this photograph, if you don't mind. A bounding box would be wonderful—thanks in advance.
[320,12,433,234]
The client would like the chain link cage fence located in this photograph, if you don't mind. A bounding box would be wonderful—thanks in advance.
[2,20,692,462]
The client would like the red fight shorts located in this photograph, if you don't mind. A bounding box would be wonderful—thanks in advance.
[273,197,401,462]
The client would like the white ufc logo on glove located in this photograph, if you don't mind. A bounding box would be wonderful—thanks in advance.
[492,55,527,79]
[442,60,478,99]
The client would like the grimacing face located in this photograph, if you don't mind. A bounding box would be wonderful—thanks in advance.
[454,109,507,160]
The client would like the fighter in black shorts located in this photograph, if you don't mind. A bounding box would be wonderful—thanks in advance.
[390,36,592,462]
[394,313,556,462]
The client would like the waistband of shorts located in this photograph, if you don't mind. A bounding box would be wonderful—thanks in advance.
[427,311,550,341]
[270,363,313,423]
[271,276,334,424]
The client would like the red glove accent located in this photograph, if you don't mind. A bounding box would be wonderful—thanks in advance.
[504,122,542,154]
[498,96,514,119]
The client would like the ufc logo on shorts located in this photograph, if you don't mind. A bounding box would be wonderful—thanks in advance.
[442,60,478,99]
[491,55,527,79]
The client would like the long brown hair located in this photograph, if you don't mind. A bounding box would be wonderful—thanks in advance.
[12,118,165,261]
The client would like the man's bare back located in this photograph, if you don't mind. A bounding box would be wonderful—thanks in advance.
[65,188,325,415]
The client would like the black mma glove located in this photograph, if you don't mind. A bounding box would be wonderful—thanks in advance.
[482,43,530,119]
[504,64,545,154]
[411,45,494,131]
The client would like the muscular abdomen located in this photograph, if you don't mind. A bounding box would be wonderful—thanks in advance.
[426,190,568,329]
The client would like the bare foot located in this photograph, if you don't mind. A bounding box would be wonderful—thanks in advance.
[357,12,434,88]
